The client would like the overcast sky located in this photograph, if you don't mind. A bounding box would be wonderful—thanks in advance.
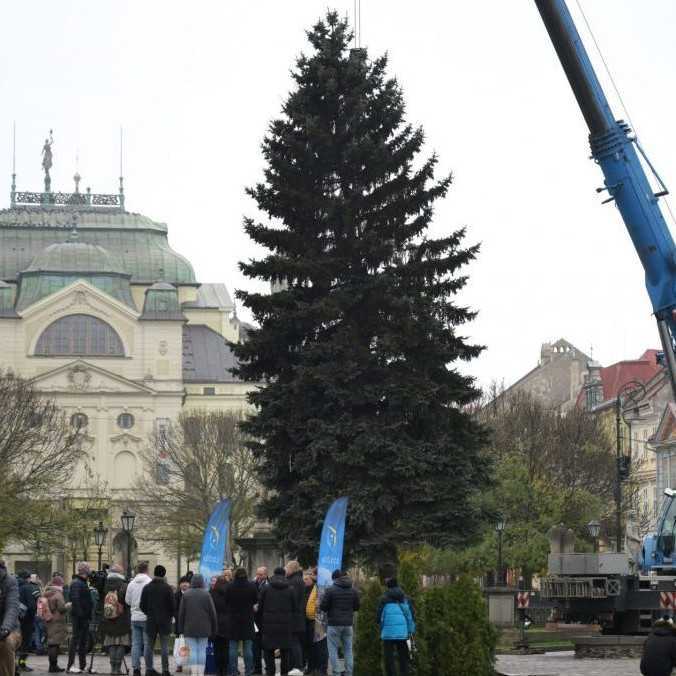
[2,1,675,390]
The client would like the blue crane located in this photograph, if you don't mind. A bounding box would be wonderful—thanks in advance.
[536,0,676,583]
[535,0,676,398]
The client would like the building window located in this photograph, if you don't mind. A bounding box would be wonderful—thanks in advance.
[35,314,124,357]
[585,387,600,410]
[155,418,171,484]
[117,413,135,429]
[156,418,170,448]
[203,387,216,396]
[71,413,88,429]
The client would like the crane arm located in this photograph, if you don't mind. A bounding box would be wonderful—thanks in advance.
[535,0,676,397]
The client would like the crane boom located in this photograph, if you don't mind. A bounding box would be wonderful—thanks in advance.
[535,0,676,397]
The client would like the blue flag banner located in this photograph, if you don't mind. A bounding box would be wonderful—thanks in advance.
[199,499,232,582]
[317,497,349,590]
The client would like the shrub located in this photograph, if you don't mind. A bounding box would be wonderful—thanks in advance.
[421,577,497,676]
[354,575,496,676]
[355,578,384,675]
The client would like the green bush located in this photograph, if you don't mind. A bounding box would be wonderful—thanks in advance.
[420,577,497,676]
[355,578,384,675]
[355,575,496,676]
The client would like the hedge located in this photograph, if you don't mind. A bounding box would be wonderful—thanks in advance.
[355,573,496,676]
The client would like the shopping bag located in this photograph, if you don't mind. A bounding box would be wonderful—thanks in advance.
[205,639,217,674]
[174,635,188,666]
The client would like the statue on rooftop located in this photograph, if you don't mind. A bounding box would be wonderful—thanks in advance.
[42,130,54,193]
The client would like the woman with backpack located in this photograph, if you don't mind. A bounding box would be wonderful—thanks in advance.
[100,565,131,675]
[42,575,68,673]
[377,578,416,676]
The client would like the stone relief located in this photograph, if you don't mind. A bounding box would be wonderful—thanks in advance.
[49,289,99,317]
[158,340,168,355]
[68,365,91,391]
[93,381,122,392]
[110,432,142,451]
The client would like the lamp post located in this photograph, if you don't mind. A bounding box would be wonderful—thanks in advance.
[93,521,108,571]
[496,517,506,586]
[615,380,647,553]
[587,520,601,553]
[120,509,136,580]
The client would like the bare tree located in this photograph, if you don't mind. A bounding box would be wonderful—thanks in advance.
[0,371,81,549]
[476,390,617,582]
[133,410,259,565]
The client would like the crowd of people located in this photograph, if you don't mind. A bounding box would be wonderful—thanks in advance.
[0,558,416,676]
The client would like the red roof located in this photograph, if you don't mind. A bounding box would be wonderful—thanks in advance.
[576,349,662,407]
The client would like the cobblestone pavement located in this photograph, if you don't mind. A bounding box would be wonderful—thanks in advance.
[22,651,644,676]
[18,654,252,676]
[496,650,641,676]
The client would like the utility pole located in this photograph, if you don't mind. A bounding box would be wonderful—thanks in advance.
[614,380,647,554]
[615,395,623,554]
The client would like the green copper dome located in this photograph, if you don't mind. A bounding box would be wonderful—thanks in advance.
[141,281,184,320]
[17,237,136,312]
[0,207,197,285]
[25,238,127,275]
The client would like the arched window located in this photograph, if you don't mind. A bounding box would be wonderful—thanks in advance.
[35,314,124,356]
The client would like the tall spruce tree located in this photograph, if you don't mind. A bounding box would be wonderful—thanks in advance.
[233,12,491,563]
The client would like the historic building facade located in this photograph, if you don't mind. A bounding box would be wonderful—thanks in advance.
[0,171,255,580]
[497,338,590,412]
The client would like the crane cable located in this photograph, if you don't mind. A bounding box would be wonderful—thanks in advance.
[574,0,676,229]
[353,0,361,48]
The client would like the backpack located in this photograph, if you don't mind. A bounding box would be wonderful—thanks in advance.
[103,589,124,620]
[37,596,53,622]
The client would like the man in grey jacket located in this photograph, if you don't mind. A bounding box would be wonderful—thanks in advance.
[0,561,20,676]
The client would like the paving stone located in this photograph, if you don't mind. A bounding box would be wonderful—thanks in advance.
[17,654,251,676]
[496,650,641,676]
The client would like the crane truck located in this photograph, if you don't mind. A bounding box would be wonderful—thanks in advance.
[534,0,676,632]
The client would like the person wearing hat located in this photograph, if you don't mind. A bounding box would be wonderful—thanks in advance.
[258,567,297,676]
[43,575,68,673]
[0,560,20,676]
[140,565,175,676]
[320,570,360,676]
[377,577,416,676]
[101,565,130,676]
[17,570,39,672]
[641,615,676,676]
[176,575,217,676]
[67,562,93,674]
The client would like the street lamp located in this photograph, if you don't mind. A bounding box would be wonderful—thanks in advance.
[615,380,647,553]
[120,509,136,580]
[587,520,601,553]
[93,521,108,571]
[496,517,506,586]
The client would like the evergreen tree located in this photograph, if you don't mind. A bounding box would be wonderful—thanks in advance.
[234,12,491,563]
[354,579,384,674]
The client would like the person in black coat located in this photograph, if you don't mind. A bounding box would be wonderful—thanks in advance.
[224,569,258,676]
[67,562,94,673]
[259,568,297,676]
[209,576,230,676]
[173,578,191,674]
[641,617,676,676]
[252,567,270,676]
[285,561,306,673]
[139,566,175,676]
[101,566,130,676]
[320,571,360,676]
[17,571,39,672]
